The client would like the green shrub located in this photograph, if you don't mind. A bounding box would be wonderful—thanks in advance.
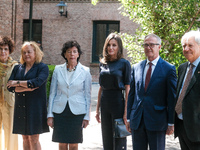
[47,65,55,100]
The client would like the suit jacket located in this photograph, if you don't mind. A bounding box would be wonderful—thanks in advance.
[47,62,92,120]
[174,62,200,142]
[127,57,177,131]
[8,62,49,134]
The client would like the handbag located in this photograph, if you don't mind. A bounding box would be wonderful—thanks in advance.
[114,118,131,138]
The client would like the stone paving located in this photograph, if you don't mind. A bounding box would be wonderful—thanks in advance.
[3,84,181,150]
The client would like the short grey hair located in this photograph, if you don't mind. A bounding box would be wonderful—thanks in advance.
[181,30,200,45]
[144,33,162,45]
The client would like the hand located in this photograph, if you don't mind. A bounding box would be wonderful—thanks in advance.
[47,117,54,128]
[95,112,101,123]
[123,113,127,125]
[126,122,131,133]
[7,80,18,88]
[166,125,174,135]
[82,120,89,128]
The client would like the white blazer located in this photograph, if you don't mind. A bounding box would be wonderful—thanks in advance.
[47,62,92,120]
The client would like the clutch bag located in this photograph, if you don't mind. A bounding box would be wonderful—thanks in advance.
[114,118,131,138]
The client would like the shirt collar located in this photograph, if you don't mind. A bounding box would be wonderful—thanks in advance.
[188,56,200,67]
[146,56,160,66]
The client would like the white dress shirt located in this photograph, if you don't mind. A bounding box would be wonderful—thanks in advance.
[143,56,160,86]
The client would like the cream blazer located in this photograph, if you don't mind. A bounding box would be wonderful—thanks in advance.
[47,62,92,120]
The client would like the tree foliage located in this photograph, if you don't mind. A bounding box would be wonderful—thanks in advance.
[92,0,200,68]
[119,0,200,67]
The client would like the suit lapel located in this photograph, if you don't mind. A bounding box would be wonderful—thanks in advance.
[24,63,36,79]
[145,58,163,92]
[69,62,82,85]
[60,63,69,85]
[185,62,200,96]
[138,60,146,91]
[177,63,188,96]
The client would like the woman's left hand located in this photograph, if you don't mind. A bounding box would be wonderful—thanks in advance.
[82,120,89,128]
[7,80,18,88]
[123,113,127,125]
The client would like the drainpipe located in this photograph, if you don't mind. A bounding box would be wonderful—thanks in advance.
[28,0,33,41]
[11,0,14,38]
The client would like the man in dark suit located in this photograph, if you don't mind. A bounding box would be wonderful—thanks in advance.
[174,30,200,150]
[126,34,177,150]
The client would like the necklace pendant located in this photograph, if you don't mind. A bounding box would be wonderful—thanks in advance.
[67,66,76,72]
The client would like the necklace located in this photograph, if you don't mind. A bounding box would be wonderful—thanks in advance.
[67,64,77,72]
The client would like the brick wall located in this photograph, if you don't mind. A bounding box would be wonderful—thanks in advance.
[0,1,138,82]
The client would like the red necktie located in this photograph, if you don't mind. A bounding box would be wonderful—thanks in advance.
[145,62,152,91]
[175,64,194,114]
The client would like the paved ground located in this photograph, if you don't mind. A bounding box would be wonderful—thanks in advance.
[2,84,181,150]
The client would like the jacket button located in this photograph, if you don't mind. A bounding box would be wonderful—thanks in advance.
[23,94,25,96]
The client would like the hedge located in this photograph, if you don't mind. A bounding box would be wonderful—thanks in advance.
[47,65,55,99]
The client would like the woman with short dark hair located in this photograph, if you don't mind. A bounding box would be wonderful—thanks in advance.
[0,36,18,150]
[47,40,92,150]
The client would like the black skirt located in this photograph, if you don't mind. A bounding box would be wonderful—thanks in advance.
[52,103,85,143]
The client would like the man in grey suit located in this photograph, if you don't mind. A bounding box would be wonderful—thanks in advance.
[175,30,200,150]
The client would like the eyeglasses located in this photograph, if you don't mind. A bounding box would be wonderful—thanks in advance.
[142,43,160,48]
[66,50,78,54]
[0,48,9,52]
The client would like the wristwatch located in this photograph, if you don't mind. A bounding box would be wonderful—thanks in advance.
[17,81,20,86]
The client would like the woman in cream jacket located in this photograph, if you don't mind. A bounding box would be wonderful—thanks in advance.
[47,40,91,150]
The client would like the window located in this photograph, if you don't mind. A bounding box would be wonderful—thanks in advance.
[92,21,120,63]
[23,20,42,43]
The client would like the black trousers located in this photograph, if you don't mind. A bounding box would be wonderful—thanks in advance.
[101,90,127,150]
[177,119,200,150]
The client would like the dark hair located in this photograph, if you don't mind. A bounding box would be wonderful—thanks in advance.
[0,36,15,54]
[101,33,123,63]
[61,40,82,62]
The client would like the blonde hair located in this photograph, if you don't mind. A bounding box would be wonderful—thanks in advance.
[100,33,124,64]
[20,41,44,64]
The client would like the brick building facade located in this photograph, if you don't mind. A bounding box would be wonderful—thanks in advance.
[0,0,138,82]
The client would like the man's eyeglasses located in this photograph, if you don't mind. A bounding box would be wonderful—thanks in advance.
[142,43,160,48]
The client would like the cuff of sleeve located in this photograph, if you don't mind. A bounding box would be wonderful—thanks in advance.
[84,114,90,121]
[168,123,174,126]
[27,80,34,88]
[47,113,54,118]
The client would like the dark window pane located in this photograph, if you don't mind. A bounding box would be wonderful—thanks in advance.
[92,21,120,63]
[96,24,106,58]
[108,24,119,33]
[23,20,42,43]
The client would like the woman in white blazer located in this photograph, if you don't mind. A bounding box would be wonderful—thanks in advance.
[47,40,92,150]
